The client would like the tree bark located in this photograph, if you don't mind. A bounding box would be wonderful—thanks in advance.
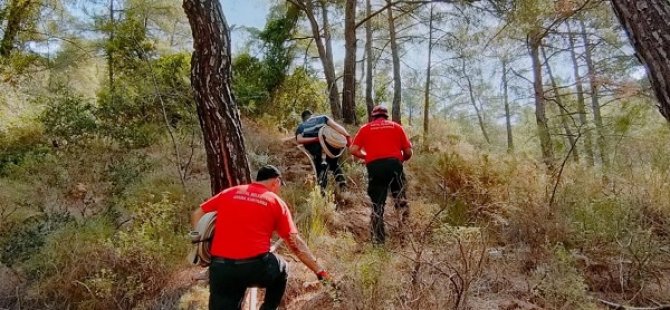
[387,1,402,124]
[566,20,594,166]
[542,46,579,163]
[580,18,607,167]
[342,0,358,124]
[108,0,115,93]
[365,0,374,121]
[423,4,434,139]
[529,33,555,170]
[0,0,34,58]
[463,61,490,144]
[319,0,341,118]
[502,58,514,153]
[183,0,251,195]
[610,0,670,122]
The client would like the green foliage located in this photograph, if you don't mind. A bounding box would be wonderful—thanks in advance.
[300,187,334,242]
[96,9,154,75]
[0,122,49,175]
[95,53,195,147]
[38,87,97,145]
[232,4,299,115]
[567,197,633,247]
[264,67,329,129]
[0,211,72,267]
[118,194,190,265]
[104,153,152,196]
[22,194,189,309]
[532,244,595,309]
[233,52,271,112]
[257,4,299,91]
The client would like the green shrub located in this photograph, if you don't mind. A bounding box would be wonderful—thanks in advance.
[531,245,597,309]
[38,89,97,146]
[104,153,152,196]
[567,197,633,248]
[0,123,49,175]
[23,195,188,309]
[0,211,72,267]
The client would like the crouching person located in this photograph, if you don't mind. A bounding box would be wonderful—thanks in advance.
[191,165,331,310]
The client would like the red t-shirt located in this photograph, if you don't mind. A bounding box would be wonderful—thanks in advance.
[200,183,298,259]
[352,119,412,164]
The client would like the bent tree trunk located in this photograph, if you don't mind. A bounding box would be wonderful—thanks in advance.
[610,0,670,122]
[183,0,252,195]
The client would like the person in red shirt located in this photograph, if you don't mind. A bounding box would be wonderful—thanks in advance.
[349,106,413,244]
[191,165,330,310]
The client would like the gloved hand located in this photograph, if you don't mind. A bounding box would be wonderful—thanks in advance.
[316,270,331,282]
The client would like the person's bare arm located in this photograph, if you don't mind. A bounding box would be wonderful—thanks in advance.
[402,147,413,162]
[326,118,350,137]
[284,233,326,275]
[191,208,205,229]
[296,133,319,144]
[349,144,366,160]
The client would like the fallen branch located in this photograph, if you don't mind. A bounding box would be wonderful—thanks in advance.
[598,298,670,310]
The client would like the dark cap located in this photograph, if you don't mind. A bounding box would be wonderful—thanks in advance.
[371,105,388,118]
[256,165,284,183]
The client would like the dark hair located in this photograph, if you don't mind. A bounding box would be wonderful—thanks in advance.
[301,110,312,121]
[256,165,282,182]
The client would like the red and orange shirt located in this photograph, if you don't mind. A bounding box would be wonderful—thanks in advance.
[351,119,412,164]
[200,183,298,259]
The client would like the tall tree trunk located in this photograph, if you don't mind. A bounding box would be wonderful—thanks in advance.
[108,0,115,93]
[320,0,340,118]
[610,0,670,122]
[365,0,374,120]
[502,58,514,153]
[567,20,594,166]
[342,0,357,124]
[529,33,555,170]
[298,0,341,119]
[183,0,251,195]
[542,46,579,163]
[408,101,413,126]
[423,4,434,139]
[0,0,33,58]
[387,2,402,124]
[580,19,607,167]
[463,61,490,144]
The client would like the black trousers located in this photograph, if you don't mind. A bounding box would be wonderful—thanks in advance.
[304,142,346,190]
[209,253,287,310]
[366,158,409,244]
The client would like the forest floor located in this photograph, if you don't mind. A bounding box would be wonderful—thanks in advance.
[159,124,670,310]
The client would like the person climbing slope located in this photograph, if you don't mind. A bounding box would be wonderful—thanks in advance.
[295,110,351,193]
[349,105,413,244]
[191,165,331,309]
